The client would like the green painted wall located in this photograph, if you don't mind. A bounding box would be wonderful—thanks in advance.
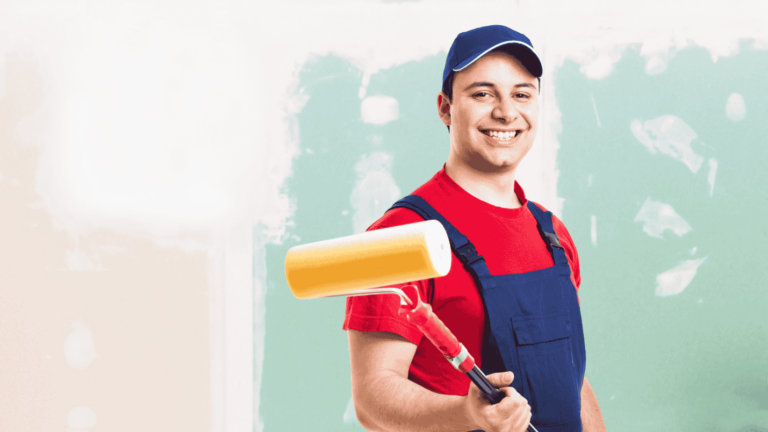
[263,43,768,431]
[556,43,768,431]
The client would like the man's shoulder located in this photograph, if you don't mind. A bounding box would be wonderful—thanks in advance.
[527,201,567,228]
[367,206,426,231]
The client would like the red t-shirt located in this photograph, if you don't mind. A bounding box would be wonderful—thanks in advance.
[343,167,581,396]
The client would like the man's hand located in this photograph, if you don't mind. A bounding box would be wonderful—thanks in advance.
[464,371,531,432]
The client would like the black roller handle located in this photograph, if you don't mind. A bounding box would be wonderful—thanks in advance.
[465,366,539,432]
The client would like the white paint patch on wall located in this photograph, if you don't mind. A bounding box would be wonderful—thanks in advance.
[590,215,597,246]
[67,406,97,429]
[655,258,707,297]
[639,32,682,75]
[1,0,292,248]
[531,0,768,82]
[708,158,718,197]
[578,45,626,80]
[725,92,746,121]
[343,397,358,425]
[634,197,692,238]
[361,95,399,125]
[350,152,402,234]
[0,52,5,99]
[64,320,97,370]
[208,228,255,432]
[630,115,704,173]
[66,249,103,271]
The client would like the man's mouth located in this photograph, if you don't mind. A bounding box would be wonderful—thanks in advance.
[481,129,520,141]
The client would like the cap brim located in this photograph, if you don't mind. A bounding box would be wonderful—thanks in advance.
[453,40,543,78]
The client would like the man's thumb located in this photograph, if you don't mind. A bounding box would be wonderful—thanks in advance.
[486,371,514,387]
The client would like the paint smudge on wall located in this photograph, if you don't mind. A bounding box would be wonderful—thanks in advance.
[67,406,97,429]
[343,397,358,425]
[725,93,746,121]
[64,320,97,370]
[590,95,601,127]
[350,152,401,234]
[590,215,597,246]
[630,115,703,173]
[708,158,718,197]
[634,197,692,238]
[361,95,399,125]
[655,258,706,297]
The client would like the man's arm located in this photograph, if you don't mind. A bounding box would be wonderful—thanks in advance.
[348,329,531,432]
[580,377,606,432]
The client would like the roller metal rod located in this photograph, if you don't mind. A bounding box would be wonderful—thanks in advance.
[466,366,505,404]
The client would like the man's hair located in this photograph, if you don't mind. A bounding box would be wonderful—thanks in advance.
[442,71,456,104]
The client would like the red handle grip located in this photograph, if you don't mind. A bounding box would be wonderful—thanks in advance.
[398,285,475,373]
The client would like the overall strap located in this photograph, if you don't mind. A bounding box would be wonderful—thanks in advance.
[525,201,569,267]
[390,195,497,289]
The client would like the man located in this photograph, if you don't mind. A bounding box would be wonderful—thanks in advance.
[343,25,606,432]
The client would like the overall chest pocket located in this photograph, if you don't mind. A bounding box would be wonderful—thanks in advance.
[511,311,581,426]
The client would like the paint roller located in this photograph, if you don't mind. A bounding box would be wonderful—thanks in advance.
[285,220,539,432]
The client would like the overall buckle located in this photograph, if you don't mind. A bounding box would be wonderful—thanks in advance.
[544,232,564,249]
[455,243,484,265]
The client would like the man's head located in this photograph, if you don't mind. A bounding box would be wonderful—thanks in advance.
[438,25,542,174]
[441,25,542,103]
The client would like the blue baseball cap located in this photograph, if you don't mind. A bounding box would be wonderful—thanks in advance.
[442,25,543,91]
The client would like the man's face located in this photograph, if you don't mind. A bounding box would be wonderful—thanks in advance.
[439,51,539,174]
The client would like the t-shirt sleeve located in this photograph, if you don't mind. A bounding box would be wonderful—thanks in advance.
[342,207,432,346]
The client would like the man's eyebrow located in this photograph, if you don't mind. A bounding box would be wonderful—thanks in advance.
[463,81,538,91]
[463,81,495,91]
[514,82,537,90]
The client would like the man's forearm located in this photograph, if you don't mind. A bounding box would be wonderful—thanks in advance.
[580,377,606,432]
[354,372,473,432]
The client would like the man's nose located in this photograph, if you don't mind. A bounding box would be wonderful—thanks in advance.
[492,96,518,123]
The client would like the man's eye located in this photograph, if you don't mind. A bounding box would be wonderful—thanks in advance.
[474,92,490,98]
[515,93,530,98]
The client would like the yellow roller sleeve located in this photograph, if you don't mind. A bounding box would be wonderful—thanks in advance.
[285,220,451,299]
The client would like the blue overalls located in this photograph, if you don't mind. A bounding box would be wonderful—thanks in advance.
[390,195,586,432]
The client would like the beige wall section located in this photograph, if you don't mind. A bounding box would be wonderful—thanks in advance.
[0,54,211,431]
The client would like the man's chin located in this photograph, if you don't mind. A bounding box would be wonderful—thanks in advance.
[465,154,519,174]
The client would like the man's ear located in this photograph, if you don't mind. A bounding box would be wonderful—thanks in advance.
[437,92,451,127]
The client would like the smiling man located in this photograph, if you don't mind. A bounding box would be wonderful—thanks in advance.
[344,25,606,432]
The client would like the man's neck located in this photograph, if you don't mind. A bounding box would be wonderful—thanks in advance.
[444,159,522,209]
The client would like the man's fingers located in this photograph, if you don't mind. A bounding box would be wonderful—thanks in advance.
[484,371,514,387]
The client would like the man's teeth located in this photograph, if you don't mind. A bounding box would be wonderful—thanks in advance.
[486,130,518,139]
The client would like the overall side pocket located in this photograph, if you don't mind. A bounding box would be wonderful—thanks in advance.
[511,311,581,426]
